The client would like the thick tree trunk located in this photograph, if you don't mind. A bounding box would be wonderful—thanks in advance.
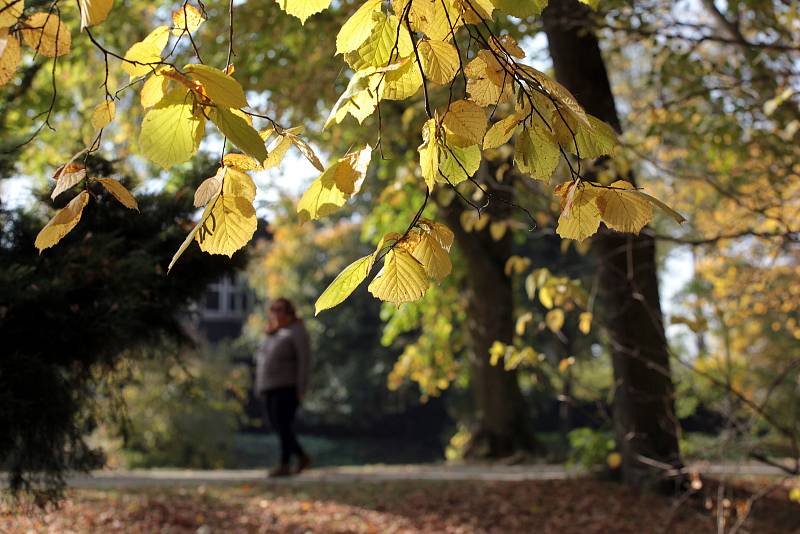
[543,0,682,488]
[440,173,537,458]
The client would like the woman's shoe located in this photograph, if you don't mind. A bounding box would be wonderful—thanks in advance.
[296,454,312,474]
[268,464,292,478]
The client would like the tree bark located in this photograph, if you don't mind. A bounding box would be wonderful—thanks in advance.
[542,0,682,488]
[440,172,537,458]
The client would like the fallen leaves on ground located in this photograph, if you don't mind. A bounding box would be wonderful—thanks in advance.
[1,478,797,533]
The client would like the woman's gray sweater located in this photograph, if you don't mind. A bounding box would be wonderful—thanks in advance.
[254,321,311,396]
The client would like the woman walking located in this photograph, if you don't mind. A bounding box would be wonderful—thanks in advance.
[254,297,312,477]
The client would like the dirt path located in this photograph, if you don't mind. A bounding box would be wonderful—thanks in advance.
[64,462,787,489]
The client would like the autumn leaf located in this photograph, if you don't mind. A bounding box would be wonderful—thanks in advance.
[90,100,116,130]
[20,13,71,57]
[336,0,382,55]
[315,254,375,315]
[122,26,169,79]
[419,40,459,85]
[35,191,90,253]
[297,146,372,222]
[0,0,24,27]
[409,230,452,282]
[209,107,268,164]
[368,248,430,305]
[96,177,138,210]
[139,89,205,169]
[184,63,248,109]
[275,0,333,24]
[78,0,114,30]
[171,4,205,35]
[0,29,21,86]
[196,194,257,257]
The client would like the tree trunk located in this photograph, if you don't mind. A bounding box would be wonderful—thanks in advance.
[542,0,682,488]
[440,171,537,458]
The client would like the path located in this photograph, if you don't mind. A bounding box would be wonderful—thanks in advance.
[65,462,787,489]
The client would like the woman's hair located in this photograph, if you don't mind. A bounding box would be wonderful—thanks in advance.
[266,297,298,334]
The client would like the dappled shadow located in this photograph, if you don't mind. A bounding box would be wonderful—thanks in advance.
[1,478,797,533]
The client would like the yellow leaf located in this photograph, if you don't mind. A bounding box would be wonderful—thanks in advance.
[465,50,512,107]
[418,218,454,251]
[579,311,592,334]
[418,118,440,191]
[630,190,687,225]
[558,356,575,372]
[394,0,462,42]
[315,254,375,314]
[419,40,459,85]
[275,0,332,24]
[483,113,520,149]
[345,13,412,71]
[263,133,294,169]
[286,132,325,172]
[20,13,71,57]
[382,57,422,100]
[443,99,487,146]
[336,0,382,55]
[196,194,257,257]
[78,0,113,30]
[139,89,205,169]
[0,29,20,87]
[490,0,547,17]
[556,182,601,242]
[171,4,205,35]
[368,249,429,305]
[515,312,533,336]
[410,231,452,282]
[596,180,653,234]
[209,107,267,164]
[789,487,800,503]
[297,146,372,222]
[515,124,560,182]
[439,142,481,185]
[222,153,262,171]
[51,163,86,199]
[539,286,554,309]
[504,255,531,276]
[96,177,138,210]
[184,63,248,109]
[122,26,169,79]
[490,221,507,241]
[222,167,257,201]
[90,100,115,130]
[488,34,525,59]
[140,68,169,108]
[325,68,384,127]
[193,173,222,208]
[607,452,622,469]
[35,191,90,252]
[0,0,23,27]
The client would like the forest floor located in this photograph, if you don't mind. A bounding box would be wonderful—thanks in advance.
[2,465,798,533]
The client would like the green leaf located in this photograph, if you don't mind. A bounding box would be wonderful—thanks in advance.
[209,107,268,164]
[315,254,375,314]
[139,90,205,169]
[184,64,248,109]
